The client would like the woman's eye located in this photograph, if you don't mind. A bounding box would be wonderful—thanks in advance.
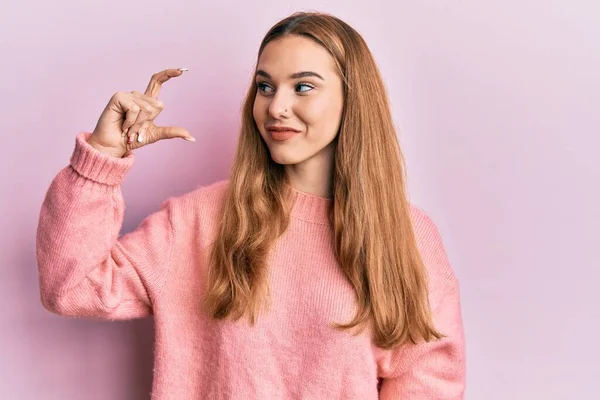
[296,83,314,93]
[257,82,274,93]
[256,82,313,94]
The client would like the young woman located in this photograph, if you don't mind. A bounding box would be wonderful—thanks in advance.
[37,11,466,399]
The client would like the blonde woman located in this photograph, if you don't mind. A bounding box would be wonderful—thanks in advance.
[37,11,466,399]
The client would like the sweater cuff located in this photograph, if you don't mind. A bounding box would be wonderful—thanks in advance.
[70,132,135,186]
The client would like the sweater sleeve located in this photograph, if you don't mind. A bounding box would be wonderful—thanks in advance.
[378,288,466,399]
[378,207,466,399]
[36,132,174,320]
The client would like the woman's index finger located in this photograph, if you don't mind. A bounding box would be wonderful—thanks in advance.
[144,68,187,98]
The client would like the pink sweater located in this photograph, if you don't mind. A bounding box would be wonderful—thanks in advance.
[36,132,466,399]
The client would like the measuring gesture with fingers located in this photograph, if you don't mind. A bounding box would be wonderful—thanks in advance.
[88,68,195,158]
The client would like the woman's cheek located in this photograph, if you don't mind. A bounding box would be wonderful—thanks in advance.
[302,96,330,124]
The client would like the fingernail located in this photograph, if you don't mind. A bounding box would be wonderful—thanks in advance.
[184,137,196,142]
[178,68,188,72]
[137,135,144,143]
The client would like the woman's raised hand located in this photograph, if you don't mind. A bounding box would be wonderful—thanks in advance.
[87,68,195,158]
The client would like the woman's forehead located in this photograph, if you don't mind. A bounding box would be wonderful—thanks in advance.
[257,36,337,78]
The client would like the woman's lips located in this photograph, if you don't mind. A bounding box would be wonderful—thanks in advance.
[268,129,300,141]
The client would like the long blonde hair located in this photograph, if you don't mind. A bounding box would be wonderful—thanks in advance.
[204,11,442,349]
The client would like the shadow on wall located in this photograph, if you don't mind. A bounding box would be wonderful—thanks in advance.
[16,229,156,399]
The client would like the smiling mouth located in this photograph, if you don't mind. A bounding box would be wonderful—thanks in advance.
[268,129,300,141]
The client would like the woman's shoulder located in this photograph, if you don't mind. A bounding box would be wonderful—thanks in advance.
[408,204,440,237]
[407,204,445,249]
[155,179,231,248]
[174,179,230,206]
[165,179,230,229]
[408,204,459,303]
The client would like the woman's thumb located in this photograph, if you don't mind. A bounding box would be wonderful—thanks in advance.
[158,125,196,142]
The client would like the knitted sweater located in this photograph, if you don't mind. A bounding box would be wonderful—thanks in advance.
[36,132,466,399]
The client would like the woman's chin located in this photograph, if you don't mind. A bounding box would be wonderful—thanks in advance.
[268,150,304,166]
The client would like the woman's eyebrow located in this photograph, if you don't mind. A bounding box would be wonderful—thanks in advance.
[255,69,325,81]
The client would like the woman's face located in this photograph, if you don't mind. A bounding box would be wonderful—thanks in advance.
[253,35,344,166]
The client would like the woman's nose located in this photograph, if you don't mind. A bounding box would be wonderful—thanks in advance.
[268,92,292,119]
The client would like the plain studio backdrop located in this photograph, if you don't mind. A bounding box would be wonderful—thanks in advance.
[1,0,598,399]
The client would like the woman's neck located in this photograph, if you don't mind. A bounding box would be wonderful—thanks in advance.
[284,143,334,199]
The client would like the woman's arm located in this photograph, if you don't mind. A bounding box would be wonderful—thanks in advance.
[36,133,174,320]
[378,207,467,398]
[378,287,466,399]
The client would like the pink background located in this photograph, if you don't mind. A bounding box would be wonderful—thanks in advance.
[1,1,598,399]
